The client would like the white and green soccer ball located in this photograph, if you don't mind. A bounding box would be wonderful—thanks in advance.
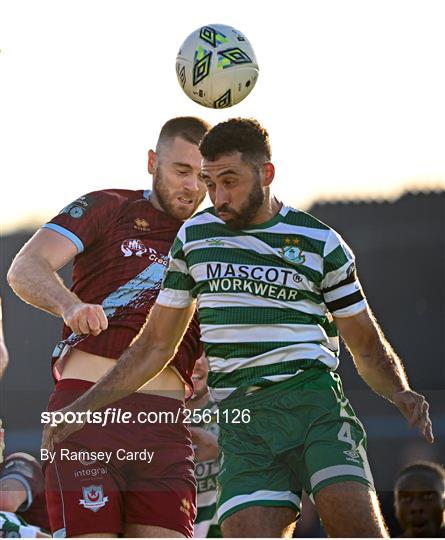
[176,24,259,109]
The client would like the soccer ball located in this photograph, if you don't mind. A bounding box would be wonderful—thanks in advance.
[176,24,259,109]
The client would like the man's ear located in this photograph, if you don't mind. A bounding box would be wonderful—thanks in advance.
[262,162,275,186]
[147,149,157,175]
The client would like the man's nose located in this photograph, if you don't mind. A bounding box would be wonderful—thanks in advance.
[184,174,201,192]
[410,495,426,514]
[214,185,229,208]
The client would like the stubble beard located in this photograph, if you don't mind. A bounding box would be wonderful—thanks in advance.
[153,167,204,221]
[219,179,265,230]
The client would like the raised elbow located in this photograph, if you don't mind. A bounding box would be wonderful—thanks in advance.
[7,256,24,293]
[7,261,19,290]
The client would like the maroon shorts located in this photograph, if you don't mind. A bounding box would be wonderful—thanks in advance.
[45,379,196,537]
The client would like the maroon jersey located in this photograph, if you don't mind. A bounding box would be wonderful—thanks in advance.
[43,189,201,396]
[0,452,50,531]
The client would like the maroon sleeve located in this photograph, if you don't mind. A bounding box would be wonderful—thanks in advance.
[41,190,123,253]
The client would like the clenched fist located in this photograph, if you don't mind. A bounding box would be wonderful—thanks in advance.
[63,302,108,336]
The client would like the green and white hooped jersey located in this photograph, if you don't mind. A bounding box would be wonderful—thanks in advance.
[157,205,367,402]
[192,401,220,538]
[0,511,41,538]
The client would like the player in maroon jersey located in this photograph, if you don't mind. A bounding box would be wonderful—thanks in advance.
[7,117,210,538]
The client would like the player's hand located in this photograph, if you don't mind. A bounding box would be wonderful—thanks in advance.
[62,302,108,336]
[190,427,219,461]
[41,406,86,451]
[393,389,434,444]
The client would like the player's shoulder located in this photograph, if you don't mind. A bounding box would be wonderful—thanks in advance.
[280,205,347,256]
[281,204,332,232]
[189,205,217,222]
[170,207,218,247]
[67,188,148,219]
[182,206,218,229]
[84,187,146,206]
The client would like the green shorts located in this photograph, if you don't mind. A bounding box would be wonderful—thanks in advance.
[216,367,374,524]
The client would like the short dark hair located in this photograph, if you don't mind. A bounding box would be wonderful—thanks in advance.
[396,461,445,485]
[156,116,211,151]
[199,118,271,167]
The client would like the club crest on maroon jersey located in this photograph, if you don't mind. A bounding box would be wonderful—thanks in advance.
[79,485,109,512]
[121,239,147,257]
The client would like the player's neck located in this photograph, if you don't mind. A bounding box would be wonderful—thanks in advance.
[148,190,165,213]
[250,195,282,226]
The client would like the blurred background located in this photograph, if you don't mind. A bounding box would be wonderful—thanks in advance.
[1,0,444,536]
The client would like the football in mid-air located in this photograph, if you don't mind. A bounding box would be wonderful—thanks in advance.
[176,24,259,109]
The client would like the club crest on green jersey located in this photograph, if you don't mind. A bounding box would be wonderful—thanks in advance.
[278,238,306,265]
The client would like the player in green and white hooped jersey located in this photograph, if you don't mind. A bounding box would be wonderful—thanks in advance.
[187,354,222,538]
[42,118,434,539]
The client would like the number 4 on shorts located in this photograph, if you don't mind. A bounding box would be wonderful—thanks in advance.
[337,421,356,450]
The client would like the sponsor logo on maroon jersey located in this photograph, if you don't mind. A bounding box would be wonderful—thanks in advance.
[134,217,150,231]
[180,497,192,518]
[74,466,108,479]
[60,195,95,219]
[121,239,148,257]
[79,485,109,512]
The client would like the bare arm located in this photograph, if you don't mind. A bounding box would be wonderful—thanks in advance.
[0,478,27,512]
[42,302,195,448]
[335,308,433,443]
[7,229,107,335]
[190,427,219,461]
